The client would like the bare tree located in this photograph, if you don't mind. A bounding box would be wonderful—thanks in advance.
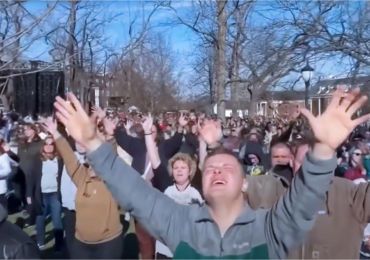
[0,1,57,110]
[227,0,254,117]
[189,45,215,105]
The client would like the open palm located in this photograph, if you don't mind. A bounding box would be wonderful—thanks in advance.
[42,117,58,137]
[199,120,222,146]
[103,117,118,136]
[54,93,98,146]
[301,88,370,151]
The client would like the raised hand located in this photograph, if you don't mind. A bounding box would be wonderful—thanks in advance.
[124,120,133,132]
[178,113,189,127]
[1,140,10,152]
[141,114,153,134]
[103,117,118,136]
[42,117,60,139]
[300,88,370,158]
[358,142,370,155]
[54,93,102,151]
[199,120,222,147]
[92,106,106,121]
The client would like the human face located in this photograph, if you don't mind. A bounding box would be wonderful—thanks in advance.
[173,160,191,185]
[190,112,196,121]
[231,128,238,137]
[293,144,309,174]
[43,138,55,154]
[247,154,259,165]
[248,134,258,142]
[191,125,198,135]
[271,145,292,166]
[351,149,363,166]
[24,125,35,139]
[75,142,86,154]
[271,126,277,134]
[223,129,231,137]
[202,154,246,204]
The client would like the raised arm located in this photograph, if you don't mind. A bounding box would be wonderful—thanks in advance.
[160,114,188,158]
[1,141,20,163]
[198,137,207,170]
[43,117,87,187]
[142,114,161,169]
[265,87,370,259]
[114,120,136,154]
[53,93,188,249]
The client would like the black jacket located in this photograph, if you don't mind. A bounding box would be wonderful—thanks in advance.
[17,139,43,199]
[115,129,183,192]
[0,205,40,259]
[29,159,63,216]
[115,129,183,174]
[179,134,199,157]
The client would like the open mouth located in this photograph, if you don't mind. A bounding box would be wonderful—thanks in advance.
[212,180,226,185]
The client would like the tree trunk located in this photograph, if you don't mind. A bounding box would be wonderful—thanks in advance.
[67,1,77,93]
[216,0,227,122]
[248,91,257,117]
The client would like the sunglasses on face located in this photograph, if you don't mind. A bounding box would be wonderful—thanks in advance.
[354,153,362,156]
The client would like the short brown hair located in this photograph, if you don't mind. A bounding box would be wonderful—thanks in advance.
[204,147,245,176]
[168,153,197,180]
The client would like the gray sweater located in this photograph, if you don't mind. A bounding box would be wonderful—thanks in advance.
[87,143,337,259]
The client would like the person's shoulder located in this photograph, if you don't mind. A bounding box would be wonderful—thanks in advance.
[188,186,202,196]
[330,176,361,195]
[164,185,176,194]
[332,176,358,186]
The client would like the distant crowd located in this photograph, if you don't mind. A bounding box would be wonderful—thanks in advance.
[1,88,370,259]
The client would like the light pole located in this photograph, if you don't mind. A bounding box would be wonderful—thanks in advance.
[301,61,314,109]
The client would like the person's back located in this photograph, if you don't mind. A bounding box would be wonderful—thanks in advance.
[0,205,40,259]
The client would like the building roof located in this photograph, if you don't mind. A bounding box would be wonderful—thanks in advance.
[310,76,370,97]
[260,90,305,101]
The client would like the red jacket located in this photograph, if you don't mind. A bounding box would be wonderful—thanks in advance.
[344,167,366,181]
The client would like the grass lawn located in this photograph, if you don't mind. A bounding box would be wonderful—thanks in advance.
[7,212,138,259]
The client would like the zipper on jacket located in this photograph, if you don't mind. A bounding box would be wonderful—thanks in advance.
[218,225,235,258]
[219,240,224,258]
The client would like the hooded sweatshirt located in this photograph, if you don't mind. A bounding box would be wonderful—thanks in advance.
[241,141,269,175]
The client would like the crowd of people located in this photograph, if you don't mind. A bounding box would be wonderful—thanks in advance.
[1,87,370,259]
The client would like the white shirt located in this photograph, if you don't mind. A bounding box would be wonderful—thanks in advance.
[0,153,12,195]
[41,158,59,193]
[61,152,84,210]
[155,184,203,257]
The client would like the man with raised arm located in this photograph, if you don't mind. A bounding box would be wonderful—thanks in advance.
[53,88,370,259]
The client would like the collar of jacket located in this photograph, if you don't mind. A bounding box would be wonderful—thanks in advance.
[194,203,256,224]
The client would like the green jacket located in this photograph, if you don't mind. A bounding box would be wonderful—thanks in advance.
[87,144,337,259]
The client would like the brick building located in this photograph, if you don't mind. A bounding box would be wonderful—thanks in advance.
[255,90,305,117]
[309,76,370,116]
